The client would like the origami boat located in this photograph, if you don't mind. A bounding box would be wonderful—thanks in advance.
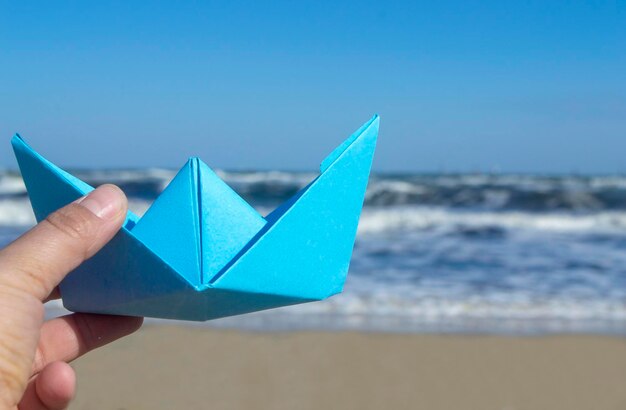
[12,115,379,320]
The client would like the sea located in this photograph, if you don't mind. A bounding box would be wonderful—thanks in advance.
[1,169,625,335]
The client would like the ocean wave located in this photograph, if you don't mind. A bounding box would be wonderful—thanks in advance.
[5,196,626,237]
[4,194,626,239]
[219,170,316,186]
[5,170,626,211]
[364,176,626,210]
[357,206,626,235]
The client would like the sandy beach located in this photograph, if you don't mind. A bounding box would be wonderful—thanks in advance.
[70,325,626,410]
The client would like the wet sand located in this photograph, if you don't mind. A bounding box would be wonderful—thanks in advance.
[71,325,626,410]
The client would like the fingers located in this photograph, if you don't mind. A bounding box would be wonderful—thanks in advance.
[19,362,75,410]
[0,185,128,301]
[32,313,143,375]
[0,185,130,408]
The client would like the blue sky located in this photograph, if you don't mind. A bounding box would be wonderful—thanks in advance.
[1,1,625,173]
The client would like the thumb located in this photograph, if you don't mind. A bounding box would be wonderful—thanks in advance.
[0,184,128,301]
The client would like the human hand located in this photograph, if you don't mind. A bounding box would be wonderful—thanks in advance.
[0,184,143,409]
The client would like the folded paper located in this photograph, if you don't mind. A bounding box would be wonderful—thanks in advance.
[11,115,379,320]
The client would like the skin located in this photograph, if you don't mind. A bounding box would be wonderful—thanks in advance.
[0,184,143,409]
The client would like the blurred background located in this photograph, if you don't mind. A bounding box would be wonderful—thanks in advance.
[1,1,626,409]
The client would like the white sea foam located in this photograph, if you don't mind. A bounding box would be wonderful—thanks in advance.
[76,168,176,183]
[0,175,26,195]
[128,199,152,217]
[364,180,427,202]
[357,206,626,235]
[219,170,315,187]
[0,199,36,226]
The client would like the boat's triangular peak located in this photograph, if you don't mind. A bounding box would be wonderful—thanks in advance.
[196,160,267,283]
[131,160,203,285]
[320,114,379,173]
[131,158,267,285]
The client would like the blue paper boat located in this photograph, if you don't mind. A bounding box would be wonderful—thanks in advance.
[11,115,379,320]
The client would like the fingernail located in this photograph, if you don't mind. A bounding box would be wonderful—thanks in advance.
[77,185,125,220]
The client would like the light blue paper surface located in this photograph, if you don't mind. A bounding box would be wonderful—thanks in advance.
[11,115,379,320]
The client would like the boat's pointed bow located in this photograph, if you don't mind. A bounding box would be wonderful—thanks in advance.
[320,114,379,173]
[11,134,96,222]
[12,135,139,225]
